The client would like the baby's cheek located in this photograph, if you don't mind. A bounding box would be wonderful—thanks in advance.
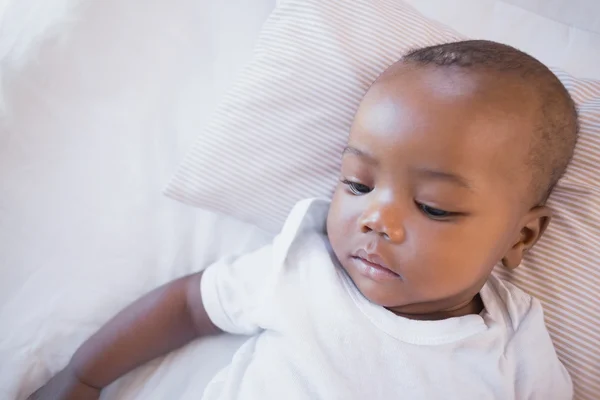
[417,228,489,282]
[326,206,353,256]
[443,230,505,284]
[472,215,518,261]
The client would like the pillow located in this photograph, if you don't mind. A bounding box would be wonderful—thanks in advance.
[165,0,600,398]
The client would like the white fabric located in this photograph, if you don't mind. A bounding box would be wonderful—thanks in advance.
[404,0,600,80]
[502,0,600,33]
[0,0,276,307]
[200,199,572,400]
[0,0,275,399]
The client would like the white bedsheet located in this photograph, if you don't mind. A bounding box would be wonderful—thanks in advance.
[0,0,274,398]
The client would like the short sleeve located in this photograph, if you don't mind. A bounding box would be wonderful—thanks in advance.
[200,198,330,336]
[201,243,275,335]
[506,298,573,399]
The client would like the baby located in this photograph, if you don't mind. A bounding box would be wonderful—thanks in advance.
[30,40,577,399]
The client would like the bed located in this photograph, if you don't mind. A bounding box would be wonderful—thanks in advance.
[1,0,599,399]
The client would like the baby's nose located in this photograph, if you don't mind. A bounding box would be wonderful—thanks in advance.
[359,204,405,243]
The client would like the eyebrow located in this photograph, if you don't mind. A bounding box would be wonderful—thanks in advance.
[342,146,378,165]
[342,146,473,190]
[413,167,474,190]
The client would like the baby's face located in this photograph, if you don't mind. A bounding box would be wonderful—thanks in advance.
[327,64,548,319]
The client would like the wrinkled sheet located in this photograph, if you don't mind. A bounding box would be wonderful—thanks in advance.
[0,0,274,398]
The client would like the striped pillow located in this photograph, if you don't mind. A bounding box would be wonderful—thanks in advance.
[165,1,600,398]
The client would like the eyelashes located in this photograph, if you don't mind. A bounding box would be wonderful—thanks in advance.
[416,203,457,220]
[341,179,372,195]
[340,178,459,221]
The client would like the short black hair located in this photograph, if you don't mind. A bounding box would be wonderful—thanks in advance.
[402,40,579,204]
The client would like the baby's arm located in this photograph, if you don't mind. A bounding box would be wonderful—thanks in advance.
[28,272,220,399]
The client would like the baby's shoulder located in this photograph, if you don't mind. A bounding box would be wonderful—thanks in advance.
[483,274,544,334]
[485,276,571,396]
[273,198,330,261]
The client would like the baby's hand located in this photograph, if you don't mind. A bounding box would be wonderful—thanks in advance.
[27,365,101,400]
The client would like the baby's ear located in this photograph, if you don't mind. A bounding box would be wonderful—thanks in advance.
[502,206,552,270]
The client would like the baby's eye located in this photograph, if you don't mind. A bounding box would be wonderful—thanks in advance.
[341,179,372,195]
[417,202,455,220]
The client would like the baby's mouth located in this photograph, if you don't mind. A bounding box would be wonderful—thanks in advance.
[351,249,403,281]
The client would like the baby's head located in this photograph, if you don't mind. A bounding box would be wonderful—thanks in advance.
[327,40,578,320]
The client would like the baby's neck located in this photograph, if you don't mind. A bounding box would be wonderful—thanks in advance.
[387,294,484,321]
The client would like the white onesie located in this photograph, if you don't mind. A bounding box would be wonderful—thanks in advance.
[200,198,572,400]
